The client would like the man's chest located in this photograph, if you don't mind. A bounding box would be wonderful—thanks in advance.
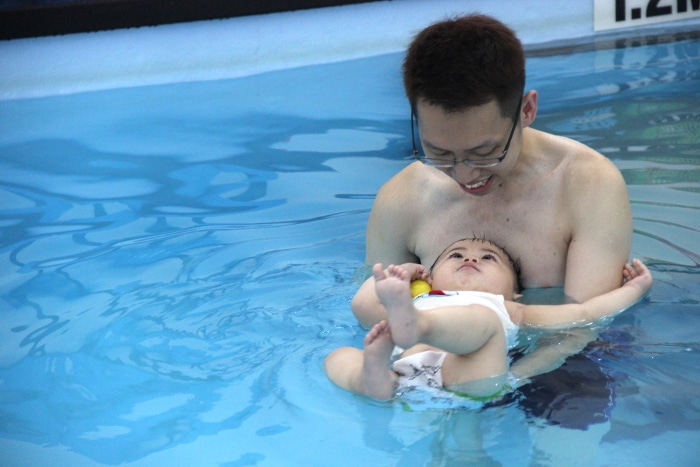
[414,198,570,287]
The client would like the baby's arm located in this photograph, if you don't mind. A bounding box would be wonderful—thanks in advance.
[508,259,652,328]
[351,262,429,328]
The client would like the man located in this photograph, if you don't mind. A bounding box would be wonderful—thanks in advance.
[356,14,631,327]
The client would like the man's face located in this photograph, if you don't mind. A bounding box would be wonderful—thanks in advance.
[415,99,520,196]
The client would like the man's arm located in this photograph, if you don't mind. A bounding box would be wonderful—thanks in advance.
[564,153,632,302]
[509,260,651,385]
[508,259,652,328]
[351,273,387,329]
[510,328,596,386]
[358,168,423,327]
[365,165,422,266]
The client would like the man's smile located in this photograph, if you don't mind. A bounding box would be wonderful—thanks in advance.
[460,175,494,194]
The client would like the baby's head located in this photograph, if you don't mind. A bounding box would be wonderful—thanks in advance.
[429,237,522,299]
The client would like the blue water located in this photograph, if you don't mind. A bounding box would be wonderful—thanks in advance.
[1,34,699,466]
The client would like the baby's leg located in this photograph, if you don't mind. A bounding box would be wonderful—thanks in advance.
[440,329,508,393]
[374,264,505,360]
[360,320,398,400]
[373,264,423,349]
[324,321,397,400]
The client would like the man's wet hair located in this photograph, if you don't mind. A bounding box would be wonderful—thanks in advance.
[403,14,526,118]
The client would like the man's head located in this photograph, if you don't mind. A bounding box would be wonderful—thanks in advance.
[403,14,525,118]
[429,237,522,299]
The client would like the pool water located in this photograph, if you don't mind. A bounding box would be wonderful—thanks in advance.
[1,34,699,466]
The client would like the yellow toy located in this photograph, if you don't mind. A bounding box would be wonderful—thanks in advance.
[410,279,431,298]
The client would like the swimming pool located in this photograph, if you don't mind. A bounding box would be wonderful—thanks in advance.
[1,14,699,467]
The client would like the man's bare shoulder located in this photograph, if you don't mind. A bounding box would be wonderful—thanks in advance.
[367,162,457,265]
[537,130,625,188]
[367,163,422,264]
[379,161,432,189]
[556,132,619,169]
[376,161,453,206]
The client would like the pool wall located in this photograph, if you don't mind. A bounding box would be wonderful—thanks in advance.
[2,0,699,100]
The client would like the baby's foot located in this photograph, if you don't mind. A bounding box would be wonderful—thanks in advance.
[373,264,421,349]
[363,319,395,357]
[361,320,397,400]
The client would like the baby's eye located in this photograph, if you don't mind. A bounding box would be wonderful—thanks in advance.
[482,254,496,261]
[449,252,464,259]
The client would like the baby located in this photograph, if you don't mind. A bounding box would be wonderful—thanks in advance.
[325,237,652,400]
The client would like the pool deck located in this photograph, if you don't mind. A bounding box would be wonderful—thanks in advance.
[0,0,698,99]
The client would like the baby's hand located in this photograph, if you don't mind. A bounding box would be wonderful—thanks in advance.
[398,262,430,282]
[622,261,638,282]
[622,259,653,294]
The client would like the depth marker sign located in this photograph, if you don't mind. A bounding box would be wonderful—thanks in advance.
[594,0,700,30]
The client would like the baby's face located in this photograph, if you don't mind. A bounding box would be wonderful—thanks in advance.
[430,239,517,299]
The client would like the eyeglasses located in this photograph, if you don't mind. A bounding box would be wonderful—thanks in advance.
[411,99,522,169]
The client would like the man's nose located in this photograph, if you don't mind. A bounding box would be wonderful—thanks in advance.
[451,163,481,183]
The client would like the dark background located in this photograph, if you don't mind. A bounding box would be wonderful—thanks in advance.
[0,0,379,40]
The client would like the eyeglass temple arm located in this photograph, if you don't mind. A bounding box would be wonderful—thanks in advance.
[410,108,419,156]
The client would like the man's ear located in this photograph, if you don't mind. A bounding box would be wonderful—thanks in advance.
[520,90,538,128]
